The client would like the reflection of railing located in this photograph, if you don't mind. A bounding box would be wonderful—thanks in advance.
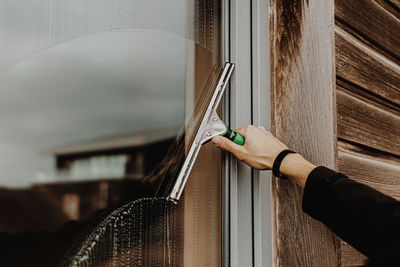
[62,198,183,267]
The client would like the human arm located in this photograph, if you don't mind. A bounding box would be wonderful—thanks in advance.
[212,125,400,265]
[303,166,400,265]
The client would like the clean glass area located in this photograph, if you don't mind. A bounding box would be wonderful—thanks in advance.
[0,1,222,266]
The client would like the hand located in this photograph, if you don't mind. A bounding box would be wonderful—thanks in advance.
[211,125,288,170]
[212,125,317,188]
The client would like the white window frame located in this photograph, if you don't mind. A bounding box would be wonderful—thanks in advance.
[222,0,273,266]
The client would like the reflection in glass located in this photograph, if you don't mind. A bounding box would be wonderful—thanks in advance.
[0,0,222,266]
[62,198,183,267]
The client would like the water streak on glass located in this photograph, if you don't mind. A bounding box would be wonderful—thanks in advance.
[62,198,182,267]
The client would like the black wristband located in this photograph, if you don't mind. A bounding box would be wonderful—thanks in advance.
[272,149,296,179]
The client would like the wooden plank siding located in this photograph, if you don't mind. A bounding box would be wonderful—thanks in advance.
[387,0,400,11]
[335,0,400,266]
[338,141,400,200]
[336,28,400,106]
[270,0,339,266]
[337,85,400,156]
[335,0,400,64]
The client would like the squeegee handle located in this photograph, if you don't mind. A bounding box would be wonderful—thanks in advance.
[221,128,245,146]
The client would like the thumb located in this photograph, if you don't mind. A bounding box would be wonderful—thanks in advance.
[212,136,244,154]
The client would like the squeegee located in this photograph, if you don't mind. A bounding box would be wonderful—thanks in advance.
[167,62,244,203]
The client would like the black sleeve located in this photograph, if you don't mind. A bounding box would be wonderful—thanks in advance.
[302,166,400,266]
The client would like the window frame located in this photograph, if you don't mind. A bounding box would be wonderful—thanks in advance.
[222,0,273,266]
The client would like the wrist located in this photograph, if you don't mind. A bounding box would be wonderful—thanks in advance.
[279,153,316,188]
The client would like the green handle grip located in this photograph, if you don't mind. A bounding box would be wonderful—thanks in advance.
[221,128,245,146]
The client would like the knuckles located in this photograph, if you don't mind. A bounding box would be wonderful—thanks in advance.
[235,152,244,161]
[220,142,230,151]
[244,125,256,133]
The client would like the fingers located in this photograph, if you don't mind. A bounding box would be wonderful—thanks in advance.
[257,126,271,136]
[257,125,266,132]
[235,125,271,137]
[234,125,259,136]
[257,126,267,133]
[234,126,247,136]
[212,136,245,156]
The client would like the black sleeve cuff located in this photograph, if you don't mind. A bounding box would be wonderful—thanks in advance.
[302,166,347,222]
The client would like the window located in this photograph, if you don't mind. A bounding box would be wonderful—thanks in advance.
[0,1,224,266]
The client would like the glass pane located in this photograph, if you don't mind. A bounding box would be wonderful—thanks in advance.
[0,1,222,266]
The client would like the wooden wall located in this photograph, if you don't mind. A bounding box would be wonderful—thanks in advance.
[335,0,400,265]
[271,0,400,266]
[270,0,339,266]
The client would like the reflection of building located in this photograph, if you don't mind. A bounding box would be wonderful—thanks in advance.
[43,127,178,220]
[0,128,178,233]
[48,127,179,182]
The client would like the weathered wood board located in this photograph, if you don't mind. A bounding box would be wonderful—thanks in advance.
[337,85,400,156]
[336,28,400,106]
[370,0,400,21]
[384,0,400,11]
[270,0,339,266]
[335,0,400,63]
[338,141,400,200]
[336,79,400,115]
[339,240,367,267]
[335,0,400,266]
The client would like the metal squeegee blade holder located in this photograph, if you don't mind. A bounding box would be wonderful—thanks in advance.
[167,62,235,203]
